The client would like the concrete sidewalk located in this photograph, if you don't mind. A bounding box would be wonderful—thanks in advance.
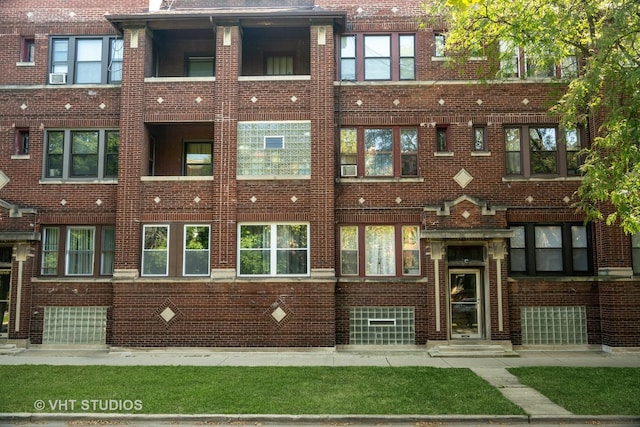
[1,347,639,426]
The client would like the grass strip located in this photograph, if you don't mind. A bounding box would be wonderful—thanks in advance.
[0,365,523,415]
[509,367,640,415]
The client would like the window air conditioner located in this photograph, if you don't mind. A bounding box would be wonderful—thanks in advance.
[49,73,67,84]
[341,164,357,177]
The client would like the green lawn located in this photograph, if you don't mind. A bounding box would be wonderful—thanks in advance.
[0,365,523,415]
[509,367,640,415]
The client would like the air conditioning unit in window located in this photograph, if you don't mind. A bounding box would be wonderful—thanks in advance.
[341,164,357,177]
[49,73,67,84]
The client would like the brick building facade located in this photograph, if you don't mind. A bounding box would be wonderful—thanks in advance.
[1,0,638,352]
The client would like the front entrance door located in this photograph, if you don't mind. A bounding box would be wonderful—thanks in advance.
[449,269,482,339]
[0,270,10,337]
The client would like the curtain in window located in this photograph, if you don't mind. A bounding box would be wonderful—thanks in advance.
[41,228,59,275]
[340,226,358,275]
[66,228,94,275]
[535,226,562,271]
[365,226,395,275]
[101,227,115,275]
[276,224,308,275]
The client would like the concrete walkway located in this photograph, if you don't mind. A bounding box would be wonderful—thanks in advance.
[1,346,639,425]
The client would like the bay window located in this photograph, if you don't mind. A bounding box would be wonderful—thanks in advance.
[340,127,418,178]
[339,33,415,81]
[509,223,592,276]
[48,36,122,84]
[40,226,114,277]
[504,126,584,178]
[44,129,119,181]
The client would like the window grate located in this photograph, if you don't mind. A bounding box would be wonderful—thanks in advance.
[520,306,587,345]
[350,307,414,345]
[43,306,107,345]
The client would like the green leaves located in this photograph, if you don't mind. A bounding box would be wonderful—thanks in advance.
[427,0,640,233]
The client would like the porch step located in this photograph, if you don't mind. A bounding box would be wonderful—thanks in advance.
[428,342,519,358]
[0,344,25,355]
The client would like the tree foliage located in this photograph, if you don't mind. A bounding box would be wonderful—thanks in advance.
[427,0,640,233]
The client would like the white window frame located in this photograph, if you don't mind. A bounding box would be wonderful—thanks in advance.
[65,226,96,276]
[238,223,310,277]
[142,224,170,277]
[183,225,211,277]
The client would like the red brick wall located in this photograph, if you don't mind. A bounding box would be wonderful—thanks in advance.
[335,280,429,345]
[110,281,335,347]
[599,282,640,347]
[508,280,602,345]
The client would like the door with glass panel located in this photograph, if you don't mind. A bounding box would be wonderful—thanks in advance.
[0,270,10,337]
[449,269,482,339]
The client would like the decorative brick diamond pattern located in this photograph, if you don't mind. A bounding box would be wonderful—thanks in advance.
[265,298,294,329]
[155,298,184,329]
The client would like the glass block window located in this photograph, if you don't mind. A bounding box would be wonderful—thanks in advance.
[350,307,415,345]
[237,121,311,177]
[521,306,587,345]
[43,306,108,345]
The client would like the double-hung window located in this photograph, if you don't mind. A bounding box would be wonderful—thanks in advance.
[44,129,118,180]
[184,225,211,276]
[505,126,583,178]
[339,225,420,277]
[238,224,309,277]
[339,127,418,178]
[142,225,170,276]
[184,141,213,176]
[141,224,211,277]
[40,225,114,276]
[49,36,122,84]
[339,33,415,81]
[510,223,591,276]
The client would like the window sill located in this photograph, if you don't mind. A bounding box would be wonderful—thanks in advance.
[141,176,214,182]
[39,179,117,184]
[236,175,310,180]
[11,154,30,160]
[145,76,216,83]
[338,277,428,283]
[239,75,311,81]
[336,177,424,183]
[431,56,447,62]
[471,151,491,157]
[16,61,35,67]
[502,176,583,182]
[33,277,114,283]
[434,152,454,157]
[507,275,597,282]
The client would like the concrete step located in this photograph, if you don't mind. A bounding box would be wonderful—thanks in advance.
[428,342,520,358]
[0,343,26,355]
